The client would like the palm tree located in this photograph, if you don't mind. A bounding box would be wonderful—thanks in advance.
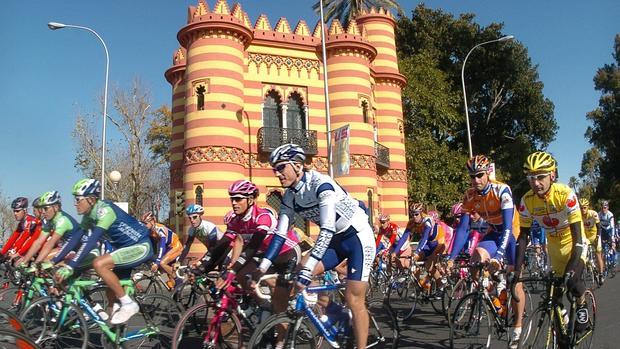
[313,0,403,26]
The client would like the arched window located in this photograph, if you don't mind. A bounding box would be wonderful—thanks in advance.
[286,93,306,130]
[196,85,206,111]
[194,185,204,206]
[262,91,282,128]
[361,100,369,123]
[367,189,374,227]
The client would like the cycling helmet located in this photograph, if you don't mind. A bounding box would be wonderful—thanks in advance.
[11,197,28,210]
[601,200,609,208]
[269,143,306,166]
[228,179,259,198]
[451,202,463,217]
[141,211,155,222]
[32,197,42,208]
[578,198,590,208]
[466,155,490,174]
[39,191,61,206]
[185,204,204,215]
[523,151,556,173]
[410,202,424,214]
[379,214,390,222]
[72,178,101,197]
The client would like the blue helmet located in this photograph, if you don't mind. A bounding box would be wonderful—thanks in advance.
[269,143,306,167]
[185,204,204,215]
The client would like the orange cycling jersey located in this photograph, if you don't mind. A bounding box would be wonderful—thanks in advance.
[150,223,181,264]
[406,214,445,246]
[462,180,519,237]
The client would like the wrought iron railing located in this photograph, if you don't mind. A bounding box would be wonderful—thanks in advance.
[257,127,318,155]
[375,141,390,169]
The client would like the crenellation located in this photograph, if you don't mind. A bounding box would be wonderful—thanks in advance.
[293,20,310,36]
[212,0,231,15]
[254,14,272,31]
[274,17,292,33]
[328,19,345,35]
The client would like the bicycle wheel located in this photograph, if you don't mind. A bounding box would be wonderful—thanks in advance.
[449,292,492,349]
[522,307,556,349]
[573,289,596,349]
[19,296,89,349]
[0,286,24,314]
[446,278,472,325]
[133,273,166,295]
[0,306,28,334]
[386,275,417,321]
[172,301,243,349]
[428,277,444,314]
[0,328,40,348]
[504,284,535,347]
[367,300,399,349]
[247,312,317,349]
[131,293,183,348]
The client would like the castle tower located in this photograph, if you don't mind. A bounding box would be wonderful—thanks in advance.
[176,0,253,228]
[324,19,379,218]
[357,8,408,226]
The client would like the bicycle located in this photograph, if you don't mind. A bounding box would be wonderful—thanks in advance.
[601,239,616,279]
[248,280,398,349]
[519,272,596,349]
[449,263,533,349]
[581,245,601,289]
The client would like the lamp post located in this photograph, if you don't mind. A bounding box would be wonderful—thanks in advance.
[48,21,110,199]
[461,35,514,158]
[318,0,333,177]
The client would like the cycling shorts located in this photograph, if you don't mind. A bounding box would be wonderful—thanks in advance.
[416,240,441,259]
[111,239,153,279]
[476,231,516,266]
[321,225,375,282]
[547,235,588,275]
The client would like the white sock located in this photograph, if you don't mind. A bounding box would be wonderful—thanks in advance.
[119,295,133,305]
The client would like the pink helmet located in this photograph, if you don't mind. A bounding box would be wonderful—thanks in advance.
[228,179,259,198]
[451,202,463,217]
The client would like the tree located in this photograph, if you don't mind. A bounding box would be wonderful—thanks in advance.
[396,5,557,202]
[73,78,170,218]
[313,0,403,25]
[0,186,13,240]
[583,34,620,206]
[146,105,173,163]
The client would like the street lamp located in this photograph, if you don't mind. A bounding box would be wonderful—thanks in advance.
[461,35,514,158]
[48,21,110,199]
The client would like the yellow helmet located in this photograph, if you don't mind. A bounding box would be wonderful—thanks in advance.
[579,198,589,208]
[523,151,556,173]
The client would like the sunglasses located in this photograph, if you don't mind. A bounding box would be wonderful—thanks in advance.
[412,212,421,217]
[74,196,87,204]
[272,162,289,174]
[41,206,54,212]
[526,173,550,182]
[189,215,201,221]
[13,209,23,213]
[469,172,486,180]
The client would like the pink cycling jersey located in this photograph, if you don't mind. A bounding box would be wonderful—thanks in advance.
[225,204,298,255]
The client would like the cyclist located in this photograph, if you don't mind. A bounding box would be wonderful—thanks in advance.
[177,204,243,279]
[17,191,80,266]
[580,198,604,284]
[529,219,548,272]
[397,204,445,277]
[1,197,42,264]
[448,155,524,348]
[52,178,153,324]
[222,179,300,316]
[375,214,398,253]
[598,201,615,262]
[515,151,590,334]
[261,143,375,349]
[141,212,183,289]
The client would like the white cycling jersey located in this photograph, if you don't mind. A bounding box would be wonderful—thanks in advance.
[598,210,615,231]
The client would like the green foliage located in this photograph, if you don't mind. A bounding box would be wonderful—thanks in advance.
[146,105,172,164]
[583,34,620,207]
[313,0,403,26]
[396,5,557,209]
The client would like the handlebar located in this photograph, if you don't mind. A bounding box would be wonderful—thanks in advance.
[254,273,279,300]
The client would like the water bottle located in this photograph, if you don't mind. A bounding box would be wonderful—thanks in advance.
[320,302,345,337]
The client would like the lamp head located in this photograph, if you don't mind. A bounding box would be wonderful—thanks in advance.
[499,35,515,41]
[47,22,66,30]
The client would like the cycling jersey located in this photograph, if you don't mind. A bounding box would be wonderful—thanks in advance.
[376,222,399,250]
[41,210,80,245]
[529,221,546,246]
[178,219,225,263]
[52,200,151,269]
[406,215,443,254]
[150,223,181,265]
[519,183,587,274]
[582,209,600,243]
[450,180,518,262]
[1,214,42,256]
[264,170,375,281]
[598,210,615,240]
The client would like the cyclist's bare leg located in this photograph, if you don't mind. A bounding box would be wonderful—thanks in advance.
[93,254,125,298]
[346,280,369,348]
[507,264,524,329]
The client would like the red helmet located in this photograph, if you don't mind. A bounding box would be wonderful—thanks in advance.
[228,179,259,198]
[141,211,155,223]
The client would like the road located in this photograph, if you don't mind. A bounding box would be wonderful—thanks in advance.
[394,265,619,348]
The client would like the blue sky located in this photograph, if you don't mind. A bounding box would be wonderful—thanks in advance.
[0,0,618,217]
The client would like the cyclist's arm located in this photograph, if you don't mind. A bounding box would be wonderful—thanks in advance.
[391,229,410,254]
[18,233,47,264]
[232,233,263,273]
[414,222,433,254]
[154,236,168,265]
[17,225,41,256]
[35,232,63,263]
[564,222,585,275]
[449,214,471,260]
[495,206,514,260]
[64,226,106,268]
[51,228,86,264]
[178,234,196,264]
[259,199,294,272]
[1,229,21,255]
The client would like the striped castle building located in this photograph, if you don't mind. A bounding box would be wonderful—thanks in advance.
[165,0,408,241]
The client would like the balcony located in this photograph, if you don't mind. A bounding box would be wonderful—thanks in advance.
[257,127,318,155]
[375,141,390,169]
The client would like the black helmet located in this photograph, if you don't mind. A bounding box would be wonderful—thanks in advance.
[11,197,28,210]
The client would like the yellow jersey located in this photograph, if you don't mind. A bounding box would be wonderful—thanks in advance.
[518,183,587,273]
[582,209,600,242]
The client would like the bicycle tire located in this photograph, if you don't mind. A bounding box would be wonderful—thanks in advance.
[522,306,556,349]
[19,296,89,349]
[445,278,472,325]
[248,312,318,349]
[573,289,596,349]
[504,283,535,347]
[449,292,492,349]
[171,301,243,349]
[367,299,399,349]
[0,328,40,348]
[0,306,28,334]
[386,274,417,321]
[0,286,24,314]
